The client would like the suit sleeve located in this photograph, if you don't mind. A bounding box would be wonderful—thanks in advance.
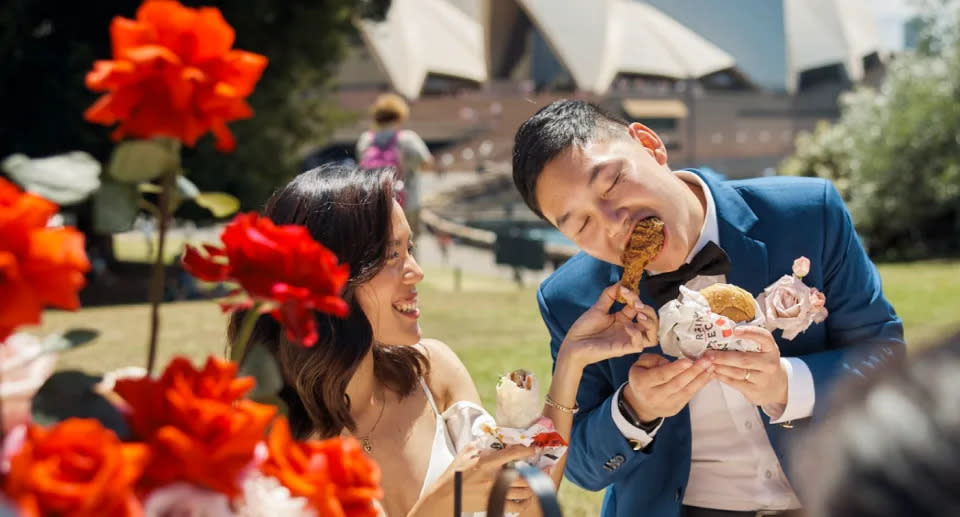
[794,182,905,419]
[538,287,659,491]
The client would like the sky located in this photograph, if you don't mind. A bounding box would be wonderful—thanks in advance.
[868,0,919,50]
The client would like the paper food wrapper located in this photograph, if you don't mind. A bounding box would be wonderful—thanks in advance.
[658,286,765,359]
[473,416,568,473]
[481,370,567,473]
[496,369,542,429]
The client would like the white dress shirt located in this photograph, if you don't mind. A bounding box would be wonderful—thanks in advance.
[610,172,813,511]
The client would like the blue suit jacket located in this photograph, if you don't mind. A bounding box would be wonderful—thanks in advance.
[537,171,904,517]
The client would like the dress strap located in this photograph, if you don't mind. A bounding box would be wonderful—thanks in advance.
[419,377,442,417]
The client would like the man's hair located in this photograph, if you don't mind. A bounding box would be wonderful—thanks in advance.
[512,100,629,219]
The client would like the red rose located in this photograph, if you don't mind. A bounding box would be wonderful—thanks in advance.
[183,212,349,346]
[4,419,150,517]
[261,418,383,517]
[113,356,276,496]
[0,178,89,342]
[83,0,268,151]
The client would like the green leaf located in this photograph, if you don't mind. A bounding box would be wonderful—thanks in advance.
[238,342,284,402]
[40,328,99,354]
[107,138,181,183]
[194,192,241,217]
[31,371,130,439]
[93,180,140,233]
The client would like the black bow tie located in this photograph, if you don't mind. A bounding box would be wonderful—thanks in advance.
[643,241,731,308]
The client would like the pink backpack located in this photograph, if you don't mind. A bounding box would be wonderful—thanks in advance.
[359,130,406,206]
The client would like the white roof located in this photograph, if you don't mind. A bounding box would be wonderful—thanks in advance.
[785,0,882,90]
[643,0,884,92]
[357,0,487,99]
[517,0,737,94]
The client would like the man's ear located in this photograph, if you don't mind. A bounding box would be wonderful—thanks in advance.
[628,122,668,165]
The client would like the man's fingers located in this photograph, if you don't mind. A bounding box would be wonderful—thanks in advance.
[632,353,671,369]
[733,326,777,353]
[665,365,715,406]
[645,358,696,387]
[704,350,766,370]
[712,364,752,381]
[715,373,753,393]
[592,284,622,314]
[656,358,713,394]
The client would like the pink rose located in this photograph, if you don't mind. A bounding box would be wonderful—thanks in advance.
[792,256,811,278]
[810,289,828,323]
[0,333,57,432]
[757,275,828,340]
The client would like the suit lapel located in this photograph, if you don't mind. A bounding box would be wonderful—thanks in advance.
[704,172,770,299]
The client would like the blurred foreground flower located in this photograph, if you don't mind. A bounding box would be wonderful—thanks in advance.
[1,152,102,206]
[83,0,268,151]
[261,418,382,517]
[183,212,350,347]
[0,177,89,342]
[113,356,275,495]
[4,419,150,517]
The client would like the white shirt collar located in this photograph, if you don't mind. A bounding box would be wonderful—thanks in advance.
[648,171,718,276]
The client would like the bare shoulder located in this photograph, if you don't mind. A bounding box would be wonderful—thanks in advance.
[417,338,481,410]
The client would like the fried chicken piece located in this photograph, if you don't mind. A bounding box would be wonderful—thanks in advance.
[617,217,665,303]
[699,283,756,322]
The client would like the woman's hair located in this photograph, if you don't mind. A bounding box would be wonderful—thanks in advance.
[228,164,427,439]
[794,332,960,517]
[370,93,410,127]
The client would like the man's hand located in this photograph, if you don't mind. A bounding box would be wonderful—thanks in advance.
[624,353,715,423]
[704,326,788,407]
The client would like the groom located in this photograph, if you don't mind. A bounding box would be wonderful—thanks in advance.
[512,100,904,517]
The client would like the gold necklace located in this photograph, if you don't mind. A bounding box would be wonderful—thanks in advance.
[357,389,386,453]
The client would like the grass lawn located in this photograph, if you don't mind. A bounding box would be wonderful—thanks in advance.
[35,260,960,516]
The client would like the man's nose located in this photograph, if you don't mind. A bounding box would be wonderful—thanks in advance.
[600,202,630,237]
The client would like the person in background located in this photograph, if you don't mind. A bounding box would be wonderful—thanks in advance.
[357,93,434,237]
[794,331,960,517]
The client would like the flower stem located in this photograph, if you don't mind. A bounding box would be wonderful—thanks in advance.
[232,302,263,366]
[146,168,176,375]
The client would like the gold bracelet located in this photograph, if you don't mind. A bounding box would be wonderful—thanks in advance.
[544,394,579,414]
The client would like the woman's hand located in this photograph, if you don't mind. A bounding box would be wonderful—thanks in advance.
[559,285,659,368]
[419,443,536,515]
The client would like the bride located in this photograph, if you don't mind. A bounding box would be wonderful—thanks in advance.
[230,164,658,516]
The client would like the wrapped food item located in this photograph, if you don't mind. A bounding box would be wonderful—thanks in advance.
[495,369,541,429]
[469,369,568,473]
[699,283,756,322]
[658,285,765,359]
[617,217,665,303]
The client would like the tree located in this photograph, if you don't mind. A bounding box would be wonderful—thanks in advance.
[0,0,390,212]
[781,0,960,259]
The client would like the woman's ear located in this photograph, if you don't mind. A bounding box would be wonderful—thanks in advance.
[628,122,668,165]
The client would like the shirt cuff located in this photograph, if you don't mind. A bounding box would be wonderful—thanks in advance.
[611,383,662,447]
[762,357,815,423]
